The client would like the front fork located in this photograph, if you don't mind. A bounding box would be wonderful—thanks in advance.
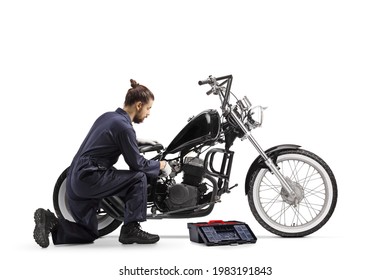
[230,110,298,200]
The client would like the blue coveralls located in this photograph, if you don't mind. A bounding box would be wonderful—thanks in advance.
[52,108,160,244]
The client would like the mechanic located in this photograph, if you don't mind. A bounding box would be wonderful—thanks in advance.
[33,79,171,248]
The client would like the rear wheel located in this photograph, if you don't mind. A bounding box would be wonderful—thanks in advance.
[248,149,337,237]
[53,167,122,237]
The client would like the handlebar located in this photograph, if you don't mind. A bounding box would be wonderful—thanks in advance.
[198,75,233,86]
[197,75,262,131]
[198,75,234,112]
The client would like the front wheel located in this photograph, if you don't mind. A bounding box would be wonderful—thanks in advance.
[248,149,337,237]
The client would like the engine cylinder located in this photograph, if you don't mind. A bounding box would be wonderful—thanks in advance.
[182,157,205,185]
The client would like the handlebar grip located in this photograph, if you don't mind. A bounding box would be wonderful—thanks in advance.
[198,79,210,86]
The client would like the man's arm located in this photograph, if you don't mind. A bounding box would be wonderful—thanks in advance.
[117,128,160,177]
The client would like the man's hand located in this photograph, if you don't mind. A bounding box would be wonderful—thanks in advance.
[159,161,172,177]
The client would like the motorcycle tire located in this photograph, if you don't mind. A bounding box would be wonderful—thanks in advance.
[248,149,337,237]
[53,167,122,237]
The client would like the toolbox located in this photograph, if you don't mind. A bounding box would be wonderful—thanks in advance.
[187,220,257,246]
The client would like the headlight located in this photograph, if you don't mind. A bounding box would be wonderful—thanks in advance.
[235,96,266,130]
[247,105,266,130]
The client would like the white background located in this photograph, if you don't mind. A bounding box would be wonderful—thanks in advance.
[1,0,389,279]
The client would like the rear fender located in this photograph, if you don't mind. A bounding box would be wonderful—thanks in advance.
[244,144,301,194]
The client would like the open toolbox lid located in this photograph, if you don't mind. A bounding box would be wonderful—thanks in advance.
[187,220,257,246]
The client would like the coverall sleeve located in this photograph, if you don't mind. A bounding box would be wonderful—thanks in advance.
[116,128,160,178]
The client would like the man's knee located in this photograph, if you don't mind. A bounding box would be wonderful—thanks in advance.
[133,171,147,186]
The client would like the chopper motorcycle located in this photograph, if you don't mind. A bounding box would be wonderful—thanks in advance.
[53,75,337,237]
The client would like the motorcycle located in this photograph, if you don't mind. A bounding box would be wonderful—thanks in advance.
[53,75,337,237]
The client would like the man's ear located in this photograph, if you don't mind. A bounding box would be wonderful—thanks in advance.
[136,101,143,111]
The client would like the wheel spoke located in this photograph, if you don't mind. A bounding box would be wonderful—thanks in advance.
[290,205,309,225]
[286,160,301,183]
[304,183,326,199]
[301,197,322,218]
[261,192,282,213]
[260,174,281,194]
[301,166,319,190]
[267,203,308,227]
[267,202,292,223]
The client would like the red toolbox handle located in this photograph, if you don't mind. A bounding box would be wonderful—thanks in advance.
[207,220,239,225]
[208,220,225,224]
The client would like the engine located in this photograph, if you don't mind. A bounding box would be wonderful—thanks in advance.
[163,157,207,211]
[164,183,199,211]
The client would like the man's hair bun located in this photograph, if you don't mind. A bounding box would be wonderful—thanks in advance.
[130,79,139,88]
[125,79,155,106]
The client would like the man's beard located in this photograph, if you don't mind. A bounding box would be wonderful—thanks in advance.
[133,114,144,124]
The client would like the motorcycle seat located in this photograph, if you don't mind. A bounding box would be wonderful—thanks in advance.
[138,143,164,154]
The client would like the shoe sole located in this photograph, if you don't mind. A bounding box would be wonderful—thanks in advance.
[119,236,160,245]
[33,209,50,248]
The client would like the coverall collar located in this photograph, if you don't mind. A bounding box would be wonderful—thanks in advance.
[115,107,133,125]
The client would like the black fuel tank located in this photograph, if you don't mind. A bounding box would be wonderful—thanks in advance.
[165,110,220,154]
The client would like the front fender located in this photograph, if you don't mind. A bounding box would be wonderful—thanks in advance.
[244,144,301,194]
